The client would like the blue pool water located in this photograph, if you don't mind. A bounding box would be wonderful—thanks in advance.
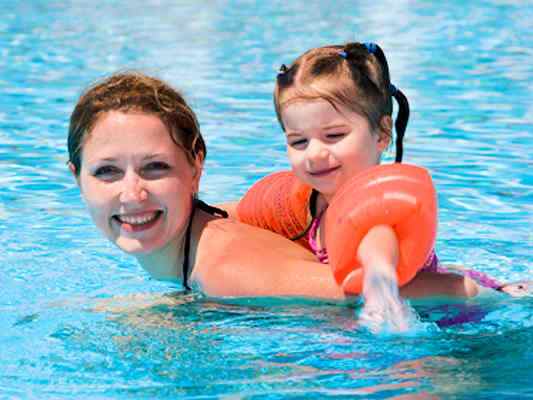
[1,1,532,398]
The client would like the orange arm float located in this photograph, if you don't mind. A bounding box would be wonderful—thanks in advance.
[325,164,438,295]
[236,171,313,250]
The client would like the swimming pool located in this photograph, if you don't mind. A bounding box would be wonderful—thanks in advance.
[1,1,531,398]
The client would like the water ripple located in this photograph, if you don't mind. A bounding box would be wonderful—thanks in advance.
[0,1,531,398]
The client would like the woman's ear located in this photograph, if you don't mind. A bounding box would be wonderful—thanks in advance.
[377,115,392,152]
[67,161,80,185]
[191,151,204,194]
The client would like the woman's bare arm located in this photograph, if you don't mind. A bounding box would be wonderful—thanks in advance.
[192,217,347,300]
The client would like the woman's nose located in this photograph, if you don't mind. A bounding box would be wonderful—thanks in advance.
[119,171,148,203]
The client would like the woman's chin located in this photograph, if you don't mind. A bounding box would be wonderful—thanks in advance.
[114,238,161,255]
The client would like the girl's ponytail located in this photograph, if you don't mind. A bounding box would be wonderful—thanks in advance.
[391,86,409,163]
[364,43,409,163]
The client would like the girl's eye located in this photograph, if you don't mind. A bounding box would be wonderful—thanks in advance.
[288,138,308,148]
[93,165,122,179]
[325,133,346,140]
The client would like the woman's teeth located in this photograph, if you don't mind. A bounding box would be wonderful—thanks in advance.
[117,212,159,225]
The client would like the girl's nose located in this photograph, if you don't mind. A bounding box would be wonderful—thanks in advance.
[119,171,148,203]
[306,139,329,164]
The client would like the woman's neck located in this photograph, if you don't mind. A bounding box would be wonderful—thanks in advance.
[132,207,215,284]
[134,229,187,282]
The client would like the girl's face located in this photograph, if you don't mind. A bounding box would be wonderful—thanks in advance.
[74,111,201,254]
[282,99,389,201]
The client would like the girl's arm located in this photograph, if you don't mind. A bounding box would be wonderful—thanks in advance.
[400,271,479,298]
[356,225,400,302]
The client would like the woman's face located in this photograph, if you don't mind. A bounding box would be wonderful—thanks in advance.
[282,99,388,201]
[74,111,201,254]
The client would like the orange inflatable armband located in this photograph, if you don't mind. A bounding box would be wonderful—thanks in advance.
[236,171,313,249]
[325,164,437,294]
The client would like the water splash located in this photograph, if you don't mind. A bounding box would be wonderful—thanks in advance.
[357,262,430,335]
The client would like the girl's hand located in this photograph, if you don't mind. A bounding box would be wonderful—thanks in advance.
[356,225,415,332]
[500,281,532,297]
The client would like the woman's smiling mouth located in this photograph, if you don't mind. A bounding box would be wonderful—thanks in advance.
[113,211,163,233]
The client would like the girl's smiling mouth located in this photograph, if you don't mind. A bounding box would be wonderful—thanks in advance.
[308,165,341,177]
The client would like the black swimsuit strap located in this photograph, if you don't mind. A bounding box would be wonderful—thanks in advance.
[289,189,320,241]
[196,199,229,218]
[182,198,229,291]
[309,189,319,217]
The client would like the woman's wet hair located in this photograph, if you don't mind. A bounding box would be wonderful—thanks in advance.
[275,42,409,162]
[68,71,206,175]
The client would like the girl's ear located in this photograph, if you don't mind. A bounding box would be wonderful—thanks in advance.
[377,115,392,152]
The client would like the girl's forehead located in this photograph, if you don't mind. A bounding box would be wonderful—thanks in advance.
[282,99,353,128]
[279,75,354,104]
[282,97,353,118]
[281,98,371,134]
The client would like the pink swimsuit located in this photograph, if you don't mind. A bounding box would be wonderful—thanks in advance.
[307,210,329,263]
[306,212,502,290]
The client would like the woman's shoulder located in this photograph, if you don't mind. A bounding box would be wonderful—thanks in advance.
[199,215,315,260]
[190,212,324,297]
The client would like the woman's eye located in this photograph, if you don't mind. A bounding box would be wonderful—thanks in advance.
[142,161,171,177]
[93,165,121,178]
[144,161,171,171]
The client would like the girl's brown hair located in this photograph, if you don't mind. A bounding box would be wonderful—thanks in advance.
[274,42,409,162]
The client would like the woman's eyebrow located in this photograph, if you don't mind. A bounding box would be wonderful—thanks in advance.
[86,156,117,163]
[143,153,168,160]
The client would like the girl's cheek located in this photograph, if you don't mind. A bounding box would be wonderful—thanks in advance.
[286,150,298,167]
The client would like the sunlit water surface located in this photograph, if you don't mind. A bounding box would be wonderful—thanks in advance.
[0,1,531,398]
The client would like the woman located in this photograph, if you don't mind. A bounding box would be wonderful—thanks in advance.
[67,71,480,300]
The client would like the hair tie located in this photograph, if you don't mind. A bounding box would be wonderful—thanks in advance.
[363,42,377,54]
[390,84,397,96]
[338,50,348,59]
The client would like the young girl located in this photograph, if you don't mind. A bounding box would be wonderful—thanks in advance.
[232,42,529,298]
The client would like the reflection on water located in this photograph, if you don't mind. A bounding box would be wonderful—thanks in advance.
[8,294,531,398]
[0,0,531,398]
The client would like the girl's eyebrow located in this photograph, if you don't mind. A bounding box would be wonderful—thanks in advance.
[322,123,348,130]
[285,122,348,136]
[285,128,309,138]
